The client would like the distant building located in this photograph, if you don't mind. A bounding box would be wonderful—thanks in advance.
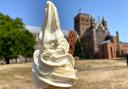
[29,13,128,59]
[120,42,128,55]
[74,12,128,59]
[32,32,41,49]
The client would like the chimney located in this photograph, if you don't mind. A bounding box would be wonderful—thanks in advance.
[116,31,121,56]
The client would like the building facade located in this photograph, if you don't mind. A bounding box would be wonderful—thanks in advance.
[74,13,128,59]
[31,12,128,59]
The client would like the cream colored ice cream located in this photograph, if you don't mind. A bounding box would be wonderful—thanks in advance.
[32,1,77,88]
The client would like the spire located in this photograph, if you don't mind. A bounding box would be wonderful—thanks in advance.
[90,15,95,29]
[102,16,107,23]
[90,15,95,22]
[102,16,107,30]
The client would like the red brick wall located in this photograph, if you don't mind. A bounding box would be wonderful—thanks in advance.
[120,43,128,54]
[99,42,116,59]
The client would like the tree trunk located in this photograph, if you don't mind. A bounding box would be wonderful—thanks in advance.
[16,56,18,64]
[5,58,10,64]
[25,57,27,63]
[127,54,128,66]
[16,58,17,64]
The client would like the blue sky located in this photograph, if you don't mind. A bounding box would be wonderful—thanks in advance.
[0,0,128,42]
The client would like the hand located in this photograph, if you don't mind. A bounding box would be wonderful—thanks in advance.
[33,50,40,58]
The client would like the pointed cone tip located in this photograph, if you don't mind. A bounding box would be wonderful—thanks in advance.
[46,0,54,6]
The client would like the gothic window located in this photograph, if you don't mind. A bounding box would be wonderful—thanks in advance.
[82,27,84,30]
[86,19,89,22]
[102,46,104,50]
[81,23,85,25]
[81,18,85,22]
[96,28,106,44]
[86,23,89,25]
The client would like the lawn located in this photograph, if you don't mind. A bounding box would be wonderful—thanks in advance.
[0,59,128,89]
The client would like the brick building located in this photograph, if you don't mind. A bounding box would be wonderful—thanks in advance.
[74,12,128,59]
[120,42,128,55]
[31,12,128,59]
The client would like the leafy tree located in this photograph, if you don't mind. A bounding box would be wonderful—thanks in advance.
[20,30,35,63]
[0,13,35,64]
[74,39,84,59]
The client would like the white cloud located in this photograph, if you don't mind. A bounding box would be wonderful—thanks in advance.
[25,25,72,36]
[25,25,41,33]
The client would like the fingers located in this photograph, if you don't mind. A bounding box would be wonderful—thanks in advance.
[34,50,40,56]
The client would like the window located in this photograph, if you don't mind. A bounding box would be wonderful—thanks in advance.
[81,23,85,25]
[102,46,104,50]
[86,23,89,25]
[81,18,85,21]
[82,27,84,30]
[86,19,89,22]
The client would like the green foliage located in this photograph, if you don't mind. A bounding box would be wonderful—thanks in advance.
[20,30,35,62]
[0,13,35,64]
[74,39,84,59]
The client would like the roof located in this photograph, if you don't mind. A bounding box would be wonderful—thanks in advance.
[104,35,113,41]
[98,40,111,45]
[120,42,128,45]
[93,21,107,32]
[74,13,89,19]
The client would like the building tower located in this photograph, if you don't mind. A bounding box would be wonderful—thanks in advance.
[74,13,90,38]
[90,15,99,55]
[102,17,107,30]
[90,15,95,29]
[116,31,121,56]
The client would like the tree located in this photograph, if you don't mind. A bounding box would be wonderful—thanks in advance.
[20,30,35,63]
[74,39,83,59]
[0,13,35,64]
[0,29,14,64]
